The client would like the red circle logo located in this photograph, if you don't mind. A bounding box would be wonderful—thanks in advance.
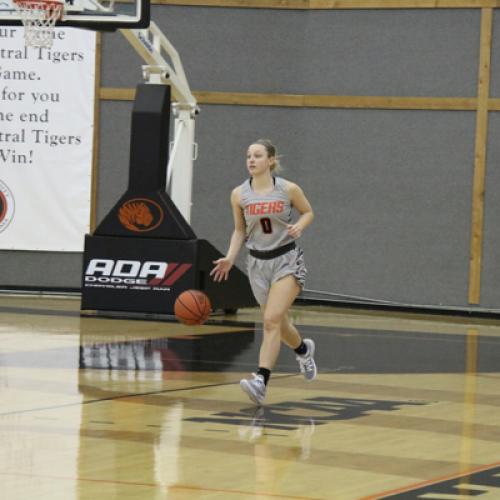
[0,180,15,233]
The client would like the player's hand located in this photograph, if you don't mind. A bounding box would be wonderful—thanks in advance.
[210,257,233,282]
[287,223,303,239]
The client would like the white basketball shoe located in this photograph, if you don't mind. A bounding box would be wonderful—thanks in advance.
[296,338,317,381]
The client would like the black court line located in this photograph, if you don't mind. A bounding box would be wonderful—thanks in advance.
[0,372,304,418]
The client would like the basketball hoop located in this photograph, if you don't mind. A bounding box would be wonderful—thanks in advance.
[13,0,65,48]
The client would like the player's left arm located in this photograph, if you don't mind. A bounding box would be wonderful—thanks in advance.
[287,182,314,239]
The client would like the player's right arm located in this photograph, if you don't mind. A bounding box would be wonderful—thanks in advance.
[210,187,246,282]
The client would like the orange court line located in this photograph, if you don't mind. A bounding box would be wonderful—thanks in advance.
[360,460,500,499]
[0,471,323,500]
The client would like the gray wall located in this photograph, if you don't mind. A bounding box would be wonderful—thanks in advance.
[1,6,499,312]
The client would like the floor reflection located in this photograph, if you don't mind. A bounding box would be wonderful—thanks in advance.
[79,330,257,373]
[237,406,316,496]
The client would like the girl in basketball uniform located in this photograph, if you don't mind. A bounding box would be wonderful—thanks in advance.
[210,139,317,405]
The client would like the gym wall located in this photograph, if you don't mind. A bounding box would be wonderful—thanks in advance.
[1,2,499,312]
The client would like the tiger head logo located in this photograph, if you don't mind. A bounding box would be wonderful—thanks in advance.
[118,198,163,232]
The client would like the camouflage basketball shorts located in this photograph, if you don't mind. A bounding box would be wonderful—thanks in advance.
[247,247,307,305]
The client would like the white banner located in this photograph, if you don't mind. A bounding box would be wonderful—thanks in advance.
[0,27,96,251]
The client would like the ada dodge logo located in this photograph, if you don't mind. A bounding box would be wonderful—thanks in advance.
[84,259,192,291]
[0,180,15,233]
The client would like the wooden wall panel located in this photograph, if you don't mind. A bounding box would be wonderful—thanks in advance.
[468,8,493,303]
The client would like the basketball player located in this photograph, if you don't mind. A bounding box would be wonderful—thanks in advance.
[210,139,317,405]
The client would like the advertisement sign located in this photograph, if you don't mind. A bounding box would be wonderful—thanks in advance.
[81,235,198,313]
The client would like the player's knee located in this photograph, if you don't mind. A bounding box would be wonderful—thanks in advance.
[263,312,282,333]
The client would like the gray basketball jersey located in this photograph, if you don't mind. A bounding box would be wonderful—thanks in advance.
[239,176,295,251]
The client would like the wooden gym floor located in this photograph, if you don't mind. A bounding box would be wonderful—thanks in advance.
[1,293,500,499]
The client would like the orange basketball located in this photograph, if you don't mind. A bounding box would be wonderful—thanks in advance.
[174,290,212,326]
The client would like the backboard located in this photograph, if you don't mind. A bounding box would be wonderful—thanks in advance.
[0,0,150,30]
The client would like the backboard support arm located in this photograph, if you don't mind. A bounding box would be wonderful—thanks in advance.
[120,23,198,223]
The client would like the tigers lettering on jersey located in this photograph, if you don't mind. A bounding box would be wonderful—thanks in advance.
[240,176,294,251]
[244,201,285,216]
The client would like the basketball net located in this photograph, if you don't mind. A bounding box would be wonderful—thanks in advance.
[13,0,65,48]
